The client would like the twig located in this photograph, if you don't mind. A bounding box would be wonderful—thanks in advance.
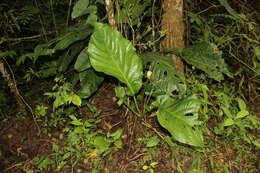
[230,51,259,75]
[3,163,21,172]
[141,121,164,140]
[66,0,73,26]
[0,32,55,45]
[3,58,41,135]
[127,153,146,161]
[50,0,58,36]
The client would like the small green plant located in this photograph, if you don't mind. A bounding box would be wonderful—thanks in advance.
[44,76,81,110]
[142,161,158,173]
[18,1,243,149]
[23,68,40,82]
[33,156,54,171]
[35,104,47,118]
[83,100,101,117]
[213,89,259,146]
[34,105,77,133]
[33,76,83,132]
[138,146,160,173]
[31,114,123,172]
[86,22,214,147]
[137,135,160,148]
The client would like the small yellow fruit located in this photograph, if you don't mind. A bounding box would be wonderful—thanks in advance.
[147,71,153,80]
[7,134,13,139]
[85,151,98,158]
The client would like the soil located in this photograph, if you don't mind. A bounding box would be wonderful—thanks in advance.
[0,80,259,173]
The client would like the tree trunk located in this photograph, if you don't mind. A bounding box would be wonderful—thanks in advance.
[160,0,185,74]
[105,0,117,30]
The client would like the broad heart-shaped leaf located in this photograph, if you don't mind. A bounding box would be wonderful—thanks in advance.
[78,68,104,98]
[167,42,233,81]
[88,22,143,95]
[74,47,91,72]
[157,95,204,147]
[141,52,181,97]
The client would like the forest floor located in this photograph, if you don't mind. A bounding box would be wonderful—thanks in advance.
[0,80,259,173]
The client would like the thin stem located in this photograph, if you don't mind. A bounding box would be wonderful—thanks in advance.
[133,95,142,115]
[50,0,58,36]
[141,121,164,140]
[143,89,154,114]
[34,0,48,41]
[123,104,140,117]
[120,96,141,117]
[0,32,55,45]
[66,0,73,27]
[2,58,41,135]
[151,0,156,51]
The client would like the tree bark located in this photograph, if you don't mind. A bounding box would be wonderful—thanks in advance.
[160,0,185,74]
[105,0,117,30]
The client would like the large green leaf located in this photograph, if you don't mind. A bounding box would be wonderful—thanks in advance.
[141,52,182,96]
[157,95,204,147]
[54,24,92,50]
[78,68,104,98]
[31,24,92,63]
[74,47,91,72]
[71,0,97,19]
[88,22,143,95]
[167,42,233,81]
[58,42,84,72]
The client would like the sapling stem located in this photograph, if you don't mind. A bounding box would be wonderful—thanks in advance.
[133,96,142,116]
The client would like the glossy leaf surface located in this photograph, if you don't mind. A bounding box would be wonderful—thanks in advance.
[88,22,142,95]
[157,95,204,147]
[74,47,91,72]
